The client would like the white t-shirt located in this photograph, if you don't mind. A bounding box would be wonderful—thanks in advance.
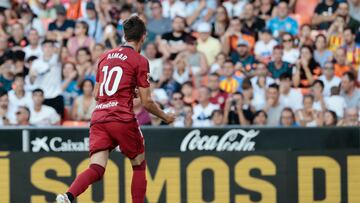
[23,44,43,59]
[8,90,33,112]
[162,0,186,18]
[30,105,60,126]
[325,95,347,118]
[192,103,219,127]
[280,88,303,111]
[254,39,278,59]
[173,68,190,85]
[318,75,341,97]
[223,0,248,17]
[282,48,300,64]
[148,58,163,82]
[30,54,62,99]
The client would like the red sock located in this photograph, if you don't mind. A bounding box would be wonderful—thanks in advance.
[67,164,105,198]
[132,160,147,203]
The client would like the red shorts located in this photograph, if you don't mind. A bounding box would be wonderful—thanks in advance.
[89,120,144,159]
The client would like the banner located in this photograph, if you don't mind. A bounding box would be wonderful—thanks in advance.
[0,127,358,152]
[0,151,360,203]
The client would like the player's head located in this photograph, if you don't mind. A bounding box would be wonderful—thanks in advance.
[123,15,147,45]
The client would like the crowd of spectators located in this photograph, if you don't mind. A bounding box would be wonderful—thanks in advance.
[0,0,359,127]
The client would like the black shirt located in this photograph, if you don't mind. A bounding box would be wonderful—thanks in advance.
[314,1,338,30]
[161,32,190,60]
[48,19,75,32]
[242,18,266,40]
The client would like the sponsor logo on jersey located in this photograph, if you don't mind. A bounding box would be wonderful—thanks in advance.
[180,129,258,152]
[95,101,119,109]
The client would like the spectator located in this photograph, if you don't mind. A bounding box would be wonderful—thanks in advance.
[208,73,228,109]
[0,36,8,58]
[337,2,360,33]
[47,5,75,42]
[280,107,297,127]
[133,97,151,125]
[242,78,257,115]
[13,50,28,76]
[252,110,268,126]
[0,51,15,91]
[23,29,42,60]
[185,0,216,29]
[314,34,333,68]
[222,17,255,55]
[181,81,197,105]
[323,110,338,126]
[327,15,346,52]
[30,88,60,126]
[318,62,341,97]
[223,0,247,18]
[144,43,165,82]
[298,24,314,47]
[340,71,360,108]
[15,106,31,126]
[342,28,360,68]
[223,92,252,125]
[268,45,293,79]
[296,95,323,127]
[149,78,169,105]
[293,45,322,88]
[147,1,172,42]
[338,107,359,126]
[76,47,95,83]
[219,60,243,94]
[251,62,275,109]
[312,0,338,30]
[61,62,79,111]
[159,16,189,60]
[67,21,95,56]
[326,86,347,118]
[65,0,86,20]
[241,3,266,39]
[192,86,219,127]
[212,6,230,38]
[257,0,275,22]
[28,40,64,117]
[8,74,33,112]
[0,90,12,125]
[8,22,28,48]
[172,54,190,85]
[254,29,277,63]
[166,92,186,127]
[211,109,224,126]
[231,40,257,77]
[91,43,105,62]
[179,35,208,87]
[156,61,181,97]
[17,3,45,38]
[279,73,303,111]
[264,83,284,126]
[210,52,227,74]
[72,79,96,121]
[267,1,298,38]
[281,32,299,64]
[348,0,360,22]
[183,104,193,127]
[81,2,105,43]
[196,22,221,65]
[162,0,186,19]
[312,80,327,112]
[334,47,352,77]
[103,23,122,49]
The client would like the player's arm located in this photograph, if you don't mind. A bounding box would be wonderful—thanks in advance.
[93,82,100,101]
[138,87,175,124]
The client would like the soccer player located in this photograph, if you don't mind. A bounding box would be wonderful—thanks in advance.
[56,16,176,203]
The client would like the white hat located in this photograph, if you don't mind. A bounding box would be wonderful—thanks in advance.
[197,22,211,33]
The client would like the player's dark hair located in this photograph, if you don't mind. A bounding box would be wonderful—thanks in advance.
[123,15,146,43]
[32,88,44,96]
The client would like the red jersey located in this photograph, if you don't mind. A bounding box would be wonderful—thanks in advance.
[90,46,150,124]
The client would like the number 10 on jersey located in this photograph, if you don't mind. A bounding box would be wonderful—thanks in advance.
[99,65,123,96]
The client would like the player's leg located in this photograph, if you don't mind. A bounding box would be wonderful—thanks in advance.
[130,152,147,203]
[66,150,109,201]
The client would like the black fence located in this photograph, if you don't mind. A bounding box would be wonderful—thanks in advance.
[0,127,359,203]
